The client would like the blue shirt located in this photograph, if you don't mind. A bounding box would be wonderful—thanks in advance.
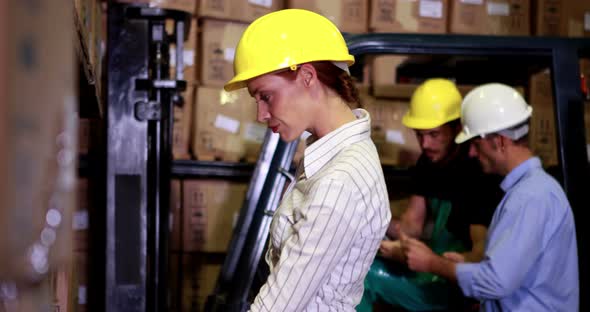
[456,157,579,311]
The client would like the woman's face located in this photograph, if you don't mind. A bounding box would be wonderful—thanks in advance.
[246,70,313,142]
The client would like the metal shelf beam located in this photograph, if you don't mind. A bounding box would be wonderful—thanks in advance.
[171,160,255,180]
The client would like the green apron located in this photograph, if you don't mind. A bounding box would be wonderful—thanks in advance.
[357,198,466,312]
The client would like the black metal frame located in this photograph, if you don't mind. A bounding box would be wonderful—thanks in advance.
[172,160,256,180]
[105,4,190,311]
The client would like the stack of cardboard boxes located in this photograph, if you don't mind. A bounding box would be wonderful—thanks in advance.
[168,178,248,311]
[449,0,530,35]
[288,0,369,33]
[528,64,590,168]
[370,0,448,34]
[163,0,589,168]
[534,0,590,37]
[528,70,559,167]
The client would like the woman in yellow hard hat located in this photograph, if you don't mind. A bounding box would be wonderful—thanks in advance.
[225,9,391,311]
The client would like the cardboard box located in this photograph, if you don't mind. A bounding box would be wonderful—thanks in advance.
[449,0,530,35]
[371,55,409,94]
[168,253,182,311]
[370,0,448,34]
[198,0,232,19]
[192,86,246,161]
[173,84,195,160]
[199,19,248,87]
[241,102,267,163]
[182,180,248,252]
[169,180,182,251]
[168,18,198,82]
[192,86,264,161]
[233,0,284,23]
[363,97,421,166]
[180,255,223,311]
[534,0,590,37]
[528,70,558,167]
[288,0,369,33]
[199,0,284,22]
[0,0,76,280]
[153,0,197,13]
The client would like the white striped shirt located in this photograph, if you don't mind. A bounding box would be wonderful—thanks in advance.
[250,109,391,312]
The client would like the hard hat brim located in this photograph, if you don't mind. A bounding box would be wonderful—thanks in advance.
[402,114,460,130]
[455,131,476,144]
[224,57,355,92]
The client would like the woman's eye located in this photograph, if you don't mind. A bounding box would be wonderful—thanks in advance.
[261,94,270,102]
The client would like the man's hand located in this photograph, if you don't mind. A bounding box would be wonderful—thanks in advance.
[442,252,466,263]
[379,240,402,260]
[399,230,437,273]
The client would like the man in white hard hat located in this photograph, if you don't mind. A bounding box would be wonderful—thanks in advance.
[358,79,503,312]
[400,83,579,311]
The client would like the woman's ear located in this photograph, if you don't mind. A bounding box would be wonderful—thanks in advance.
[298,63,317,87]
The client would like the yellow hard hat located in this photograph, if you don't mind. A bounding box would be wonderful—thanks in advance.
[402,78,462,129]
[224,9,355,92]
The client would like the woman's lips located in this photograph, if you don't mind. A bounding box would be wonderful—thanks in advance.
[270,125,279,133]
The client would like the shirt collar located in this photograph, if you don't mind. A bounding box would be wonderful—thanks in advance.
[500,157,542,192]
[302,109,371,179]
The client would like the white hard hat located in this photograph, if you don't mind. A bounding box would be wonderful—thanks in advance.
[455,83,533,144]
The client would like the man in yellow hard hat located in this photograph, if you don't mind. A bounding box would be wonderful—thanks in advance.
[358,79,503,311]
[401,83,578,311]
